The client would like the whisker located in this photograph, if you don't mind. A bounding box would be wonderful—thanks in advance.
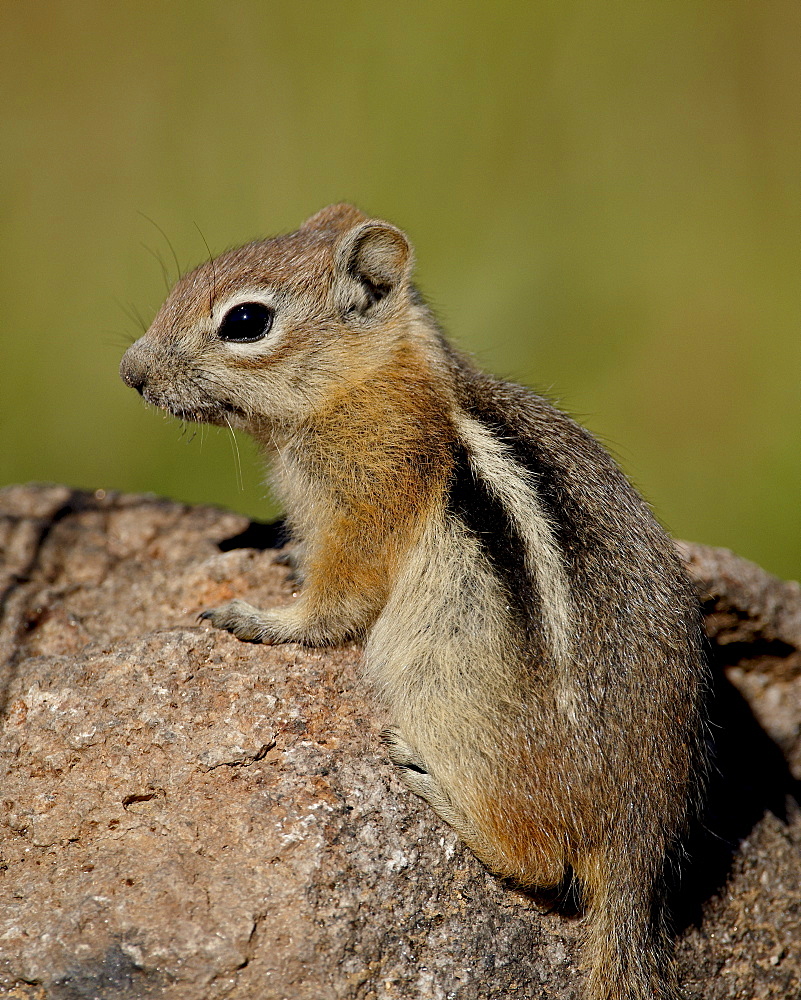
[194,222,217,318]
[130,301,149,332]
[224,414,244,492]
[141,242,172,293]
[105,329,138,348]
[139,212,182,282]
[116,298,148,334]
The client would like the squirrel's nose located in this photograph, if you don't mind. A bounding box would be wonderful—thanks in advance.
[119,349,148,394]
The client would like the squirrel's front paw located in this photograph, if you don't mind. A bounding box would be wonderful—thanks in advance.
[199,599,277,643]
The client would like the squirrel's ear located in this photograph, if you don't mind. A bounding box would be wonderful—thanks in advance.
[301,203,367,234]
[333,221,413,317]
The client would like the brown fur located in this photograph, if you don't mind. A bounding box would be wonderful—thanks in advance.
[121,203,708,1000]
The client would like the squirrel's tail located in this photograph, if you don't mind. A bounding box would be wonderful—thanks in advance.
[580,846,680,1000]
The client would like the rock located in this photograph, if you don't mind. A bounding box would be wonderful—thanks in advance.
[0,485,799,999]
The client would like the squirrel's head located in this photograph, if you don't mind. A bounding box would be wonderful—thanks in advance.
[119,204,418,432]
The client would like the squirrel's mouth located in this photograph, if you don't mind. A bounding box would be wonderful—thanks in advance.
[142,387,247,426]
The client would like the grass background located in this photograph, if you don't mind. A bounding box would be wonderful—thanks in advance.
[1,1,798,579]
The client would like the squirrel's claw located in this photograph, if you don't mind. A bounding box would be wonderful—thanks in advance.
[198,599,274,643]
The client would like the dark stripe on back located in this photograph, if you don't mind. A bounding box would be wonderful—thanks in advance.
[462,392,621,563]
[446,442,540,639]
[438,336,613,562]
[435,338,573,547]
[468,406,574,554]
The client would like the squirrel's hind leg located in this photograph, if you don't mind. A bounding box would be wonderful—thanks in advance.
[382,727,570,893]
[382,727,475,836]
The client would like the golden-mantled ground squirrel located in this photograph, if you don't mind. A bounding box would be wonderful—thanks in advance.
[120,204,708,1000]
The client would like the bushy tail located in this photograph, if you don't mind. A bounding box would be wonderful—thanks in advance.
[581,848,680,1000]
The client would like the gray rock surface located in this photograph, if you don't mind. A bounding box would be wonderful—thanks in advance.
[0,485,799,999]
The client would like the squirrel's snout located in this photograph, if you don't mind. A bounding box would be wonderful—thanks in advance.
[119,349,148,395]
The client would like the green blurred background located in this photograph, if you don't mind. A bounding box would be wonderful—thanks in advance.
[1,1,798,579]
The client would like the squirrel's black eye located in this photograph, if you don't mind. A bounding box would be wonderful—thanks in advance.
[217,302,274,342]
